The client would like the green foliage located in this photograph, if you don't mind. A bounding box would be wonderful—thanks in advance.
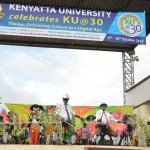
[130,114,150,146]
[0,108,30,144]
[38,107,63,143]
[138,118,150,138]
[130,114,138,129]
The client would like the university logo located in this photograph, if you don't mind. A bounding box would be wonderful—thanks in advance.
[0,5,5,20]
[118,13,143,37]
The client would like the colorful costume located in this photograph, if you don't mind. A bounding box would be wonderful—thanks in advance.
[28,104,43,144]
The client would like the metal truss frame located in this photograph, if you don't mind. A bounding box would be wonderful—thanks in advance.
[122,51,135,105]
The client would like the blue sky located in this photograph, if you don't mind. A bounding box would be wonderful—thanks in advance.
[0,34,150,106]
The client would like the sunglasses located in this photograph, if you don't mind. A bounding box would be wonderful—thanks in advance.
[63,99,69,101]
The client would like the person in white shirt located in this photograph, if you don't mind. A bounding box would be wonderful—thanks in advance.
[54,93,83,144]
[95,102,121,137]
[0,101,11,118]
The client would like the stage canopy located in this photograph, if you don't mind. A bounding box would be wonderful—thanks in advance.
[0,0,150,52]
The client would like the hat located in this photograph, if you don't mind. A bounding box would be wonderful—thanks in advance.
[62,93,69,100]
[99,102,108,107]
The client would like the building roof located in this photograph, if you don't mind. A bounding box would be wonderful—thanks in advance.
[0,0,150,52]
[126,75,150,92]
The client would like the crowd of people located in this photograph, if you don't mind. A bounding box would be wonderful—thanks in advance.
[0,94,135,145]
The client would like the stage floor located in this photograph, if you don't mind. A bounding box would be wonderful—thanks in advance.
[0,145,149,150]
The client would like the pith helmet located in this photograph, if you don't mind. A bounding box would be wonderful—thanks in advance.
[99,102,108,107]
[62,93,69,100]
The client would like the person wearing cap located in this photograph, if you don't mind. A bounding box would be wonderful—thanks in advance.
[95,102,121,137]
[54,93,83,144]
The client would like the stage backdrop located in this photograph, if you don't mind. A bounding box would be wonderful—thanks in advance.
[2,103,133,138]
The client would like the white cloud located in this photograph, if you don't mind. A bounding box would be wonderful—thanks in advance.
[0,35,150,106]
[65,51,123,106]
[134,34,150,83]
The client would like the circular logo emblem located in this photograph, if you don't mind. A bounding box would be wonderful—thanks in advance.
[118,14,143,37]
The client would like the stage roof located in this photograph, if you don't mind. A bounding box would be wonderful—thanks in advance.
[0,0,150,52]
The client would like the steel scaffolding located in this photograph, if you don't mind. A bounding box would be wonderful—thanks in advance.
[122,51,135,105]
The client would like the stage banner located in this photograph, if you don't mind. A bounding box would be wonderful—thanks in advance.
[0,103,133,144]
[0,3,146,45]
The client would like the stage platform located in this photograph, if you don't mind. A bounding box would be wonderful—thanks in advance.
[0,145,149,150]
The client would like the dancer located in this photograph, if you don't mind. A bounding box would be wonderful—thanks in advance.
[54,93,83,144]
[92,102,121,145]
[27,104,44,144]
